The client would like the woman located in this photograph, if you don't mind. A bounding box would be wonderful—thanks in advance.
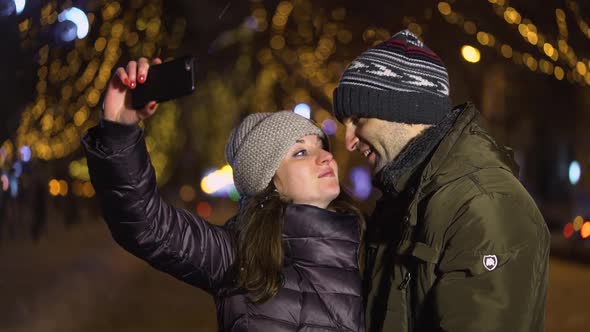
[82,57,365,331]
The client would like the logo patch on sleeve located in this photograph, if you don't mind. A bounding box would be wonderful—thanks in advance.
[483,255,498,271]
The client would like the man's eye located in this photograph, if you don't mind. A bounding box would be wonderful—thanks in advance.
[350,117,360,125]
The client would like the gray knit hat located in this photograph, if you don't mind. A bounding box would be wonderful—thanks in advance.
[225,111,324,197]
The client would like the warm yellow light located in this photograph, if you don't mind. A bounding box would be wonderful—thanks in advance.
[461,45,480,63]
[407,23,422,37]
[58,180,68,196]
[270,35,285,50]
[525,56,538,71]
[518,24,528,36]
[463,21,477,35]
[438,2,452,16]
[504,7,521,24]
[554,66,565,80]
[48,179,60,196]
[581,222,590,239]
[555,9,566,21]
[527,32,538,45]
[574,216,584,231]
[543,43,554,57]
[179,185,196,202]
[576,62,587,76]
[500,44,513,58]
[82,182,95,197]
[476,32,489,45]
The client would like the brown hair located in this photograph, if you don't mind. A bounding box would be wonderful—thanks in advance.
[235,184,364,303]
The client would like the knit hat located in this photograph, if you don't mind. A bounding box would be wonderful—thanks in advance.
[333,30,451,124]
[225,111,325,197]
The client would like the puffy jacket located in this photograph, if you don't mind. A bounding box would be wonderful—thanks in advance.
[82,121,365,331]
[363,103,550,331]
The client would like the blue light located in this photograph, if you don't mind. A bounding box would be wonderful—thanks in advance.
[9,176,18,198]
[14,0,25,14]
[244,16,257,30]
[58,7,89,39]
[569,161,581,185]
[321,119,337,135]
[19,145,31,162]
[293,103,311,119]
[13,161,23,178]
[350,166,372,200]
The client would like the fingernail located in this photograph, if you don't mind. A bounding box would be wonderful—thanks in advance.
[124,78,129,86]
[130,81,136,89]
[139,75,145,83]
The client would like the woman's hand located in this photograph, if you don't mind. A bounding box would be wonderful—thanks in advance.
[102,57,162,125]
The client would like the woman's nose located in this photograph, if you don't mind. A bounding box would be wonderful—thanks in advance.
[318,149,334,164]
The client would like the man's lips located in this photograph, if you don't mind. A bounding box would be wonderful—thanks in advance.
[361,147,372,158]
[319,169,335,178]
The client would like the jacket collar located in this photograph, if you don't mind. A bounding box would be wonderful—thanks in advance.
[376,102,520,201]
[282,204,360,268]
[374,106,463,196]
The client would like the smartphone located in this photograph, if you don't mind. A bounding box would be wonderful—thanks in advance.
[131,56,197,109]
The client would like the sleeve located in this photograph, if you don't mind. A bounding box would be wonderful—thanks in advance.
[81,122,235,294]
[432,194,549,332]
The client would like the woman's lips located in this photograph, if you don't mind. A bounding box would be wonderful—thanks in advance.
[319,169,335,178]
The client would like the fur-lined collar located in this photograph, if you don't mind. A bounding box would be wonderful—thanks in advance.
[375,107,463,196]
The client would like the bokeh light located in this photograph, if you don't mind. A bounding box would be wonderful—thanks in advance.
[196,201,212,218]
[19,145,31,162]
[14,0,25,15]
[573,216,584,231]
[179,185,196,202]
[321,119,337,136]
[563,222,574,239]
[581,221,590,239]
[200,165,234,196]
[294,103,311,119]
[57,7,89,39]
[349,166,372,200]
[461,45,481,63]
[569,160,581,185]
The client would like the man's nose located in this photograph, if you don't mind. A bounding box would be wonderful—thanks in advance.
[344,125,359,152]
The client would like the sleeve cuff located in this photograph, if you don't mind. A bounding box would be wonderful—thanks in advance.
[98,119,142,151]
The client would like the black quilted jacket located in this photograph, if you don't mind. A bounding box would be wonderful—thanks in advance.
[82,121,365,331]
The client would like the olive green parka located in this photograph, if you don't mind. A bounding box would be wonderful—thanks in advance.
[364,103,550,332]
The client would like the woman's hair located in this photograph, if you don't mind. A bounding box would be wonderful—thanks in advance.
[234,183,364,303]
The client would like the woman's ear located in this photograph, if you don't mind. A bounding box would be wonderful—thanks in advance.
[272,176,283,195]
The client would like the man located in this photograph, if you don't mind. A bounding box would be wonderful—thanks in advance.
[332,30,550,331]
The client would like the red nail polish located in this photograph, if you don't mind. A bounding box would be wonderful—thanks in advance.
[130,81,136,89]
[124,78,129,85]
[139,75,145,83]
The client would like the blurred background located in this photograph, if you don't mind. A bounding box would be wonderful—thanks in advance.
[0,0,589,331]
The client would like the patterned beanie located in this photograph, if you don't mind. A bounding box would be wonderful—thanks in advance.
[225,111,324,198]
[333,30,451,124]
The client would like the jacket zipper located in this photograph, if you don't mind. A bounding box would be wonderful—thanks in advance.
[398,271,413,331]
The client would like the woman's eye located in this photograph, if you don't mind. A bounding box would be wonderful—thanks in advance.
[294,149,307,157]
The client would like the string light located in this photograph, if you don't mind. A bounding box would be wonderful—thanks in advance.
[437,2,589,87]
[565,0,590,40]
[2,0,187,191]
[486,0,589,85]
